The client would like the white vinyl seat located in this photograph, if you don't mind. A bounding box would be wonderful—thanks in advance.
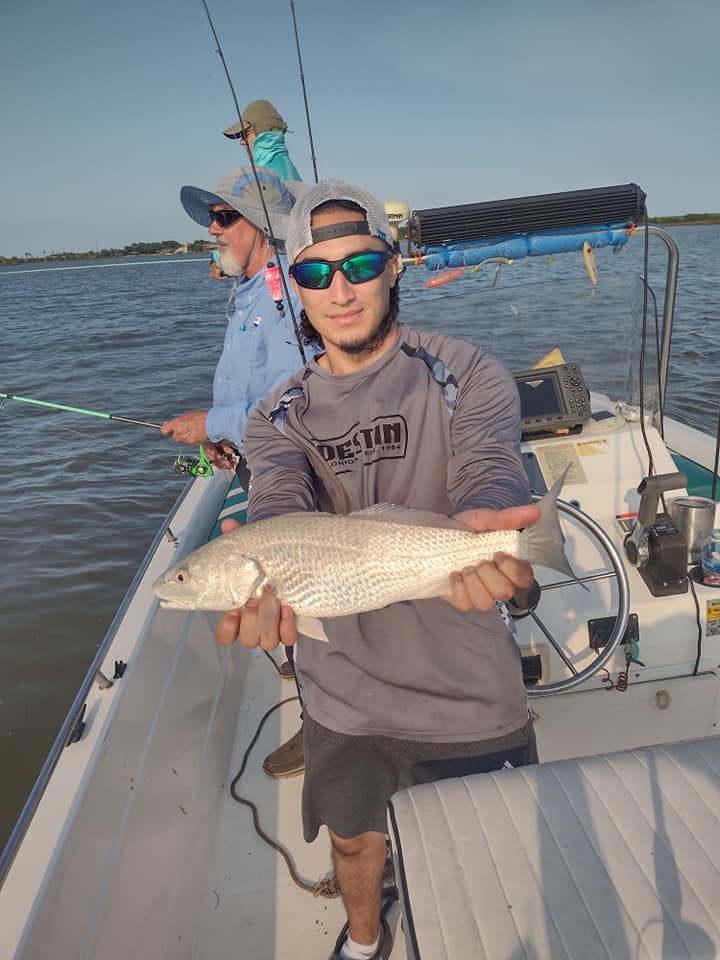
[387,737,720,960]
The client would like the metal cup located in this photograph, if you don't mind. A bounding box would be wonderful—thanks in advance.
[669,496,717,564]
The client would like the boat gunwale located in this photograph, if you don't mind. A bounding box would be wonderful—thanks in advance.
[0,475,200,888]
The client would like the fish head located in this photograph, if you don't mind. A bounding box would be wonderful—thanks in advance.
[152,546,265,610]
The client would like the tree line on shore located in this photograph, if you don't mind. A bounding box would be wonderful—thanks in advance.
[0,240,215,267]
[648,213,720,226]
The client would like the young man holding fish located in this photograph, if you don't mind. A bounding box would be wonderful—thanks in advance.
[214,181,542,960]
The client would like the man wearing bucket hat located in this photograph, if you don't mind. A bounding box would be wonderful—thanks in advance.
[223,99,302,182]
[215,180,540,959]
[162,165,307,457]
[162,166,309,779]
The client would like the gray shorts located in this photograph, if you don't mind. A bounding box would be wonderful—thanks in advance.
[301,713,538,841]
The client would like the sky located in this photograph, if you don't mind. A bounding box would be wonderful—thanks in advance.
[1,0,718,258]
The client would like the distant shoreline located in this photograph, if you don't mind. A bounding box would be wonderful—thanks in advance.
[3,216,719,265]
[0,242,214,268]
[648,215,720,227]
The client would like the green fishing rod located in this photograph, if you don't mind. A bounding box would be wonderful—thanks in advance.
[0,390,218,477]
[0,391,162,429]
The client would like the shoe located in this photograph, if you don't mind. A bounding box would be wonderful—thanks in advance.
[262,727,304,778]
[279,660,295,680]
[330,914,392,960]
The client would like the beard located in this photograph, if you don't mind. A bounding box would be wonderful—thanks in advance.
[216,245,247,278]
[300,283,400,351]
[336,307,396,355]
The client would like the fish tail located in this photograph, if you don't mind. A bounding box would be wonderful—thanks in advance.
[519,470,577,580]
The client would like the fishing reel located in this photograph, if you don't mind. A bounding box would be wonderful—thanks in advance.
[173,455,212,478]
[173,443,214,478]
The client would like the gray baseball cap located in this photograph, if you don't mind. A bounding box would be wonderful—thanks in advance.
[180,166,307,240]
[286,179,394,263]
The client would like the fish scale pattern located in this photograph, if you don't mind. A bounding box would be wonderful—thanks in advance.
[218,513,522,617]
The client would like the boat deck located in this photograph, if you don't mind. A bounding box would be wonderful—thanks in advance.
[195,647,405,960]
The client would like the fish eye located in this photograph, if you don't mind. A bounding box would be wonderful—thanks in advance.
[174,568,191,584]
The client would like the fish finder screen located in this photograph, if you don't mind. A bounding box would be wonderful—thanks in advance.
[516,374,562,418]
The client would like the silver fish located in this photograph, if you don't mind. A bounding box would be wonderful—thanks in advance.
[153,476,574,625]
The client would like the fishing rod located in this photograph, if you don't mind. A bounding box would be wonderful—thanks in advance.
[0,392,162,430]
[0,390,218,476]
[289,0,318,183]
[200,0,306,363]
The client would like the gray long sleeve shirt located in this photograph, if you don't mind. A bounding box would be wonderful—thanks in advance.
[244,323,531,742]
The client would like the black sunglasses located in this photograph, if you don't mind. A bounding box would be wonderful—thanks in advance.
[289,250,391,290]
[209,208,244,228]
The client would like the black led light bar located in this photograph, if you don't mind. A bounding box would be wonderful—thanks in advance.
[409,183,646,247]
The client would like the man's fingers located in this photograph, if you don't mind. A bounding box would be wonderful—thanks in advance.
[216,608,242,647]
[238,599,260,648]
[494,503,541,531]
[442,557,525,612]
[453,502,541,534]
[279,605,299,646]
[462,563,512,609]
[441,572,474,611]
[494,553,534,590]
[258,586,280,650]
[220,518,242,534]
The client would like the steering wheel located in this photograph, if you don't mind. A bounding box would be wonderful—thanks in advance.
[517,497,630,696]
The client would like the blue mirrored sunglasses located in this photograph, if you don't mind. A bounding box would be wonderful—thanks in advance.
[289,250,391,290]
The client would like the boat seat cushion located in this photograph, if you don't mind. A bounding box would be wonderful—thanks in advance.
[387,736,720,960]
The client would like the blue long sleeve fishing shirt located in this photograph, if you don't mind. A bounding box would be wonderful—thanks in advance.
[205,254,306,450]
[251,131,302,182]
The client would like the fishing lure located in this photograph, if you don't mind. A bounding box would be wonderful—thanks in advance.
[582,241,598,286]
[424,267,466,288]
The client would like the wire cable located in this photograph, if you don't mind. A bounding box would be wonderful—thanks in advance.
[229,694,340,897]
[688,574,703,675]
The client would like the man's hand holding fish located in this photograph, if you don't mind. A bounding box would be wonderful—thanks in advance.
[215,517,299,650]
[443,502,539,611]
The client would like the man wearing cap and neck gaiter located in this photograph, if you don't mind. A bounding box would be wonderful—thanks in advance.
[223,98,302,182]
[214,180,541,960]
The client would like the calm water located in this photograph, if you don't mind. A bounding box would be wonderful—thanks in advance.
[1,228,719,850]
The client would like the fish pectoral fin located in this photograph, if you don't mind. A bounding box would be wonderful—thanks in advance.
[350,503,469,531]
[295,616,329,643]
